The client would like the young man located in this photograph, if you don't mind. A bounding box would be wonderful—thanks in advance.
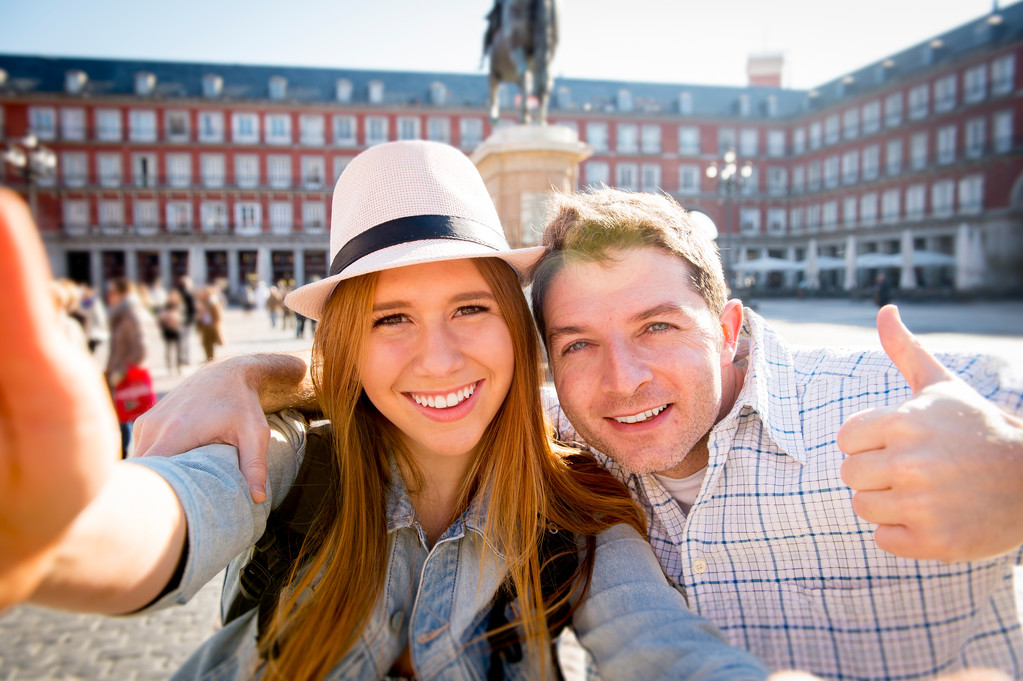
[130,189,1023,679]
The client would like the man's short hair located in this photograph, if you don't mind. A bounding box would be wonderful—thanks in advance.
[529,187,728,347]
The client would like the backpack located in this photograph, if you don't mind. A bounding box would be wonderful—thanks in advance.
[222,423,581,679]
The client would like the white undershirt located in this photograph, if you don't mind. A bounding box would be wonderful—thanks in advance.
[652,467,708,515]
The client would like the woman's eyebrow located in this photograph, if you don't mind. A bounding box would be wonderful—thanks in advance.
[372,291,496,313]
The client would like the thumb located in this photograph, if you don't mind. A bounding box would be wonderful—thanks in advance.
[876,304,951,394]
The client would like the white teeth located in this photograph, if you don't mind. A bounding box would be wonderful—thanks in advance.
[613,404,668,424]
[411,383,477,409]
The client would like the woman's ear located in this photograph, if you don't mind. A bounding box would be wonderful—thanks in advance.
[718,299,744,365]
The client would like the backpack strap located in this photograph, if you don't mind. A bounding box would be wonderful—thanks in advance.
[222,422,336,636]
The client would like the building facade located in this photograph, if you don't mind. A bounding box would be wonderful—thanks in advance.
[2,2,1021,299]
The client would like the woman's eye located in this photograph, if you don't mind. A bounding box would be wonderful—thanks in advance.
[454,304,489,317]
[372,313,409,327]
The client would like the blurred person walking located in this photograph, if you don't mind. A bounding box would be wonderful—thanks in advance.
[195,286,223,363]
[81,284,109,355]
[105,277,152,458]
[175,276,196,366]
[158,289,185,375]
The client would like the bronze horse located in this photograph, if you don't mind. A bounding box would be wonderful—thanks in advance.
[483,0,559,125]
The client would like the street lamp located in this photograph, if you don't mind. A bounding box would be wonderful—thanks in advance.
[3,133,57,220]
[705,148,753,287]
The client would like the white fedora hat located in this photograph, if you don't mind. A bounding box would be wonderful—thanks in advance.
[285,140,544,321]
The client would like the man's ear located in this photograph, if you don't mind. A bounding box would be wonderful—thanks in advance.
[718,299,744,365]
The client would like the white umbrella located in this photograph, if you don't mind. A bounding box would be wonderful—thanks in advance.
[844,235,858,290]
[911,251,956,267]
[805,239,820,290]
[900,229,917,290]
[816,255,847,270]
[856,252,902,268]
[734,256,804,273]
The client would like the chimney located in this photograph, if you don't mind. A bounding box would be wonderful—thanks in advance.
[747,53,784,88]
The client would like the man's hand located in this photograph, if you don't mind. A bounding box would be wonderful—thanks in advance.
[133,352,313,503]
[0,190,119,609]
[838,305,1023,562]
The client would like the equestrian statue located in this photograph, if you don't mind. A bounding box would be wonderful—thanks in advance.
[482,0,559,125]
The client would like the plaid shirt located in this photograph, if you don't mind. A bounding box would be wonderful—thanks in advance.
[547,310,1023,680]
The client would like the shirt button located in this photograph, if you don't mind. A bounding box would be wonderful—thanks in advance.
[390,609,404,632]
[692,558,708,574]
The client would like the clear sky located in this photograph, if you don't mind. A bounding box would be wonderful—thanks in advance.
[0,0,1003,89]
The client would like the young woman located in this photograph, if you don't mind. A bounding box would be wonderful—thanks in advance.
[16,141,768,681]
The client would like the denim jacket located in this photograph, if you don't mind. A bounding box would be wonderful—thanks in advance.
[130,411,769,681]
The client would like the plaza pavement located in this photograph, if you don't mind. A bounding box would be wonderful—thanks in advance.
[1,298,1021,680]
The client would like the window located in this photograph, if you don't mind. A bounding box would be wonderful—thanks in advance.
[302,202,326,233]
[843,108,859,140]
[617,89,634,112]
[739,129,758,156]
[641,125,661,154]
[862,101,881,134]
[586,161,609,187]
[366,116,389,145]
[165,111,190,142]
[739,208,760,235]
[936,126,956,165]
[908,84,929,120]
[586,123,609,153]
[235,202,263,234]
[97,153,122,187]
[767,167,788,196]
[886,139,903,176]
[198,111,224,143]
[133,201,158,232]
[905,184,926,220]
[96,109,122,141]
[807,161,821,192]
[202,75,223,99]
[678,126,700,155]
[791,166,805,194]
[166,154,191,187]
[994,111,1013,153]
[64,200,89,233]
[934,75,957,113]
[677,165,700,194]
[718,128,737,155]
[398,116,421,140]
[992,54,1015,96]
[166,202,193,233]
[792,128,806,154]
[881,189,901,223]
[98,200,124,231]
[824,156,839,189]
[678,92,693,115]
[427,117,451,143]
[460,118,484,150]
[60,108,85,141]
[333,157,353,183]
[201,154,225,188]
[270,202,293,234]
[822,201,838,229]
[268,77,287,101]
[841,151,859,185]
[334,115,357,146]
[62,152,87,187]
[265,114,292,144]
[862,145,880,180]
[739,167,758,196]
[932,180,955,217]
[809,122,822,150]
[235,155,259,188]
[201,202,228,234]
[232,113,260,144]
[615,163,638,190]
[640,164,661,192]
[767,130,785,157]
[860,193,878,225]
[131,153,157,187]
[336,79,353,103]
[843,196,858,226]
[301,156,325,188]
[129,110,156,142]
[767,209,786,235]
[737,94,750,117]
[964,65,987,103]
[368,80,385,104]
[29,107,57,140]
[789,207,804,233]
[430,81,447,106]
[824,114,840,145]
[268,155,291,188]
[885,92,903,127]
[617,124,638,153]
[958,175,984,214]
[966,117,986,158]
[910,132,928,170]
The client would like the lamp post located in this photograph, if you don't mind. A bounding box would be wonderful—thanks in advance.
[705,148,753,287]
[3,133,57,222]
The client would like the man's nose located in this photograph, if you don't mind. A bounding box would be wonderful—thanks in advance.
[600,337,652,396]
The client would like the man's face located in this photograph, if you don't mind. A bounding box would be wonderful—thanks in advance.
[543,247,737,476]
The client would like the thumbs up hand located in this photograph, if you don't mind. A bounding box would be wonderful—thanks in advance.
[838,305,1023,562]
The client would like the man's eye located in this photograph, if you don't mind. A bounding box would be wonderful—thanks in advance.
[648,322,673,332]
[373,313,409,327]
[564,340,589,354]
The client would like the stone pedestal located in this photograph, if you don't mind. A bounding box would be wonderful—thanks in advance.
[471,125,592,247]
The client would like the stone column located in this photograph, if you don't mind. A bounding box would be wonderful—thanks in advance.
[158,250,172,289]
[257,246,272,286]
[124,247,139,284]
[227,249,240,299]
[90,249,103,291]
[294,247,306,286]
[189,245,206,287]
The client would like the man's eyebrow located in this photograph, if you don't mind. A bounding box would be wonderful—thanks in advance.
[633,302,695,323]
[546,324,585,346]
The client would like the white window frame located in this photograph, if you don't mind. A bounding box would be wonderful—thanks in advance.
[234,202,263,235]
[910,132,928,170]
[932,180,955,218]
[97,153,122,187]
[966,117,986,158]
[964,65,988,103]
[809,122,822,150]
[739,129,758,156]
[129,109,157,142]
[767,167,788,197]
[885,92,903,128]
[301,156,325,189]
[98,200,124,232]
[235,155,259,188]
[334,115,357,146]
[95,109,122,142]
[586,122,609,153]
[766,208,786,236]
[397,116,421,141]
[958,175,984,215]
[166,201,193,233]
[822,201,839,230]
[824,114,840,145]
[201,201,228,234]
[862,145,880,181]
[677,164,699,194]
[739,208,760,235]
[29,106,57,141]
[586,161,609,188]
[678,126,700,155]
[131,153,157,188]
[641,124,661,154]
[905,184,926,220]
[232,112,260,144]
[640,163,661,192]
[791,166,805,194]
[198,111,224,143]
[201,154,225,188]
[427,117,451,144]
[365,116,389,146]
[62,152,87,187]
[881,189,901,223]
[459,118,484,150]
[908,84,929,120]
[63,200,90,234]
[267,155,291,189]
[842,108,859,140]
[60,108,85,141]
[615,162,638,191]
[789,206,804,233]
[302,202,327,234]
[265,113,292,145]
[166,153,191,188]
[992,54,1015,96]
[767,130,785,158]
[133,200,159,234]
[862,101,881,134]
[299,114,325,146]
[886,139,903,176]
[860,193,878,226]
[934,75,957,113]
[843,196,858,227]
[841,151,858,185]
[937,126,956,165]
[994,111,1014,153]
[617,124,638,154]
[165,110,190,143]
[269,202,293,235]
[792,128,806,154]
